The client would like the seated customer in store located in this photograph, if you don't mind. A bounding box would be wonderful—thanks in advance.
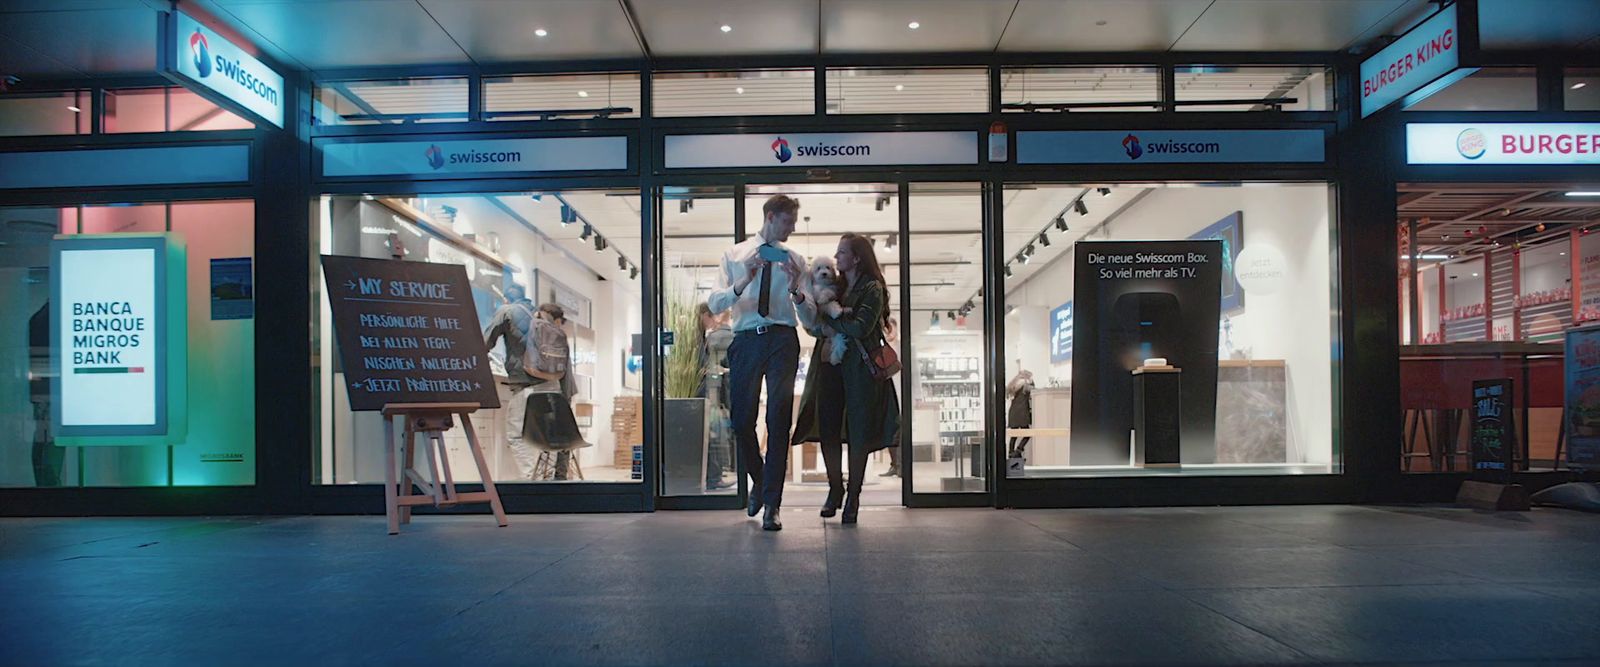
[483,284,540,480]
[521,303,589,481]
[815,233,902,524]
[696,303,735,490]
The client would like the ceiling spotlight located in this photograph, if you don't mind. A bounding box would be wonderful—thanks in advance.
[1097,187,1112,197]
[1073,199,1089,216]
[894,84,905,91]
[580,224,592,240]
[618,255,628,271]
[908,21,920,29]
[1004,265,1014,279]
[66,105,81,113]
[1053,216,1068,232]
[875,195,891,211]
[885,234,898,250]
[1038,232,1051,247]
[534,27,548,37]
[1024,244,1037,257]
[1574,82,1589,90]
[679,199,690,215]
[720,24,732,33]
[560,204,575,225]
[1018,252,1030,265]
[964,300,975,311]
[630,266,639,280]
[735,87,745,94]
[577,90,589,98]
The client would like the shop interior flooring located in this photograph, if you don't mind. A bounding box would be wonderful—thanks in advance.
[6,504,1600,666]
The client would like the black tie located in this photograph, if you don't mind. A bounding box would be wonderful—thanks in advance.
[757,246,773,317]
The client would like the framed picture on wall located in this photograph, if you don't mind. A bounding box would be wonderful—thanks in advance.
[1190,211,1245,313]
[534,269,592,329]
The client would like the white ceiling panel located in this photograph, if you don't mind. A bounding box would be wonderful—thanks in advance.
[1173,0,1413,51]
[1478,0,1600,50]
[1000,0,1210,52]
[0,7,158,75]
[822,0,1015,53]
[215,0,468,68]
[629,0,818,57]
[419,0,641,63]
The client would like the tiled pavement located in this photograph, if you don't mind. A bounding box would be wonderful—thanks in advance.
[4,504,1600,666]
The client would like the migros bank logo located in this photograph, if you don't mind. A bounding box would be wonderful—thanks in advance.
[189,31,211,77]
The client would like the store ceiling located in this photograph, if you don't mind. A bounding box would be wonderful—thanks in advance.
[10,0,1573,79]
[1400,183,1600,262]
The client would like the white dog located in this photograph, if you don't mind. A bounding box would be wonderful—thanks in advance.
[802,256,851,365]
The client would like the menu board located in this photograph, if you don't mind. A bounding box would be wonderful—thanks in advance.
[1470,378,1515,478]
[1564,326,1600,471]
[321,255,499,411]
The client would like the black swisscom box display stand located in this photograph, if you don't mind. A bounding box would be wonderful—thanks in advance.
[1070,241,1223,465]
[320,255,500,411]
[1471,378,1516,482]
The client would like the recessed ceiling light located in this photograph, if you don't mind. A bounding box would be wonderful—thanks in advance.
[577,90,589,98]
[894,84,904,91]
[735,87,744,94]
[534,28,548,37]
[720,24,732,33]
[907,21,920,29]
[1574,82,1589,90]
[1472,272,1480,277]
[66,105,80,112]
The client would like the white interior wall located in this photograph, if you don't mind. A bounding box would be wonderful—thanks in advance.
[1004,184,1334,465]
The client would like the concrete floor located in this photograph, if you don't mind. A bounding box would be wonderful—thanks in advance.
[5,505,1600,666]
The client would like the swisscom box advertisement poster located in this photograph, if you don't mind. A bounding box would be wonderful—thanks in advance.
[1069,241,1223,465]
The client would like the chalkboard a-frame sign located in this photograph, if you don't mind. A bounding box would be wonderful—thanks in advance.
[320,255,500,411]
[1470,378,1516,481]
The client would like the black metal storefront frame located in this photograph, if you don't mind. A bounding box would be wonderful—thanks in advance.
[28,47,1592,513]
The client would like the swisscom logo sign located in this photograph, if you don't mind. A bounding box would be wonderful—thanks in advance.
[771,137,792,163]
[1017,130,1323,164]
[167,11,284,128]
[663,132,977,169]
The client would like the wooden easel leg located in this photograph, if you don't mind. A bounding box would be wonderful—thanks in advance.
[434,431,458,504]
[460,413,508,527]
[399,418,416,525]
[385,414,400,535]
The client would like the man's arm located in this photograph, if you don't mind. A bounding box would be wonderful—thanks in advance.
[707,247,760,315]
[484,307,506,347]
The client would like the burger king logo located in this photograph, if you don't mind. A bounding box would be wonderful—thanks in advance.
[1456,128,1487,160]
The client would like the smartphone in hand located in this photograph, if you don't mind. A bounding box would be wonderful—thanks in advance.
[758,244,788,263]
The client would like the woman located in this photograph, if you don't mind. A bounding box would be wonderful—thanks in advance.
[1006,369,1035,458]
[822,232,901,524]
[790,297,850,516]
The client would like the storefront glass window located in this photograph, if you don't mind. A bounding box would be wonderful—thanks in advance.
[312,190,643,485]
[0,200,257,488]
[1566,68,1600,110]
[1001,66,1160,113]
[104,87,253,133]
[314,76,470,126]
[1405,68,1537,112]
[1001,183,1336,477]
[484,72,641,121]
[1175,66,1332,111]
[827,67,989,115]
[652,69,814,117]
[0,90,90,136]
[1397,184,1580,473]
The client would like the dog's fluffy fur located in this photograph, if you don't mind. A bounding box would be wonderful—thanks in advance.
[802,256,850,365]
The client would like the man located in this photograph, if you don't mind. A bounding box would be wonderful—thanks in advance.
[707,194,812,531]
[484,284,539,479]
[522,303,581,480]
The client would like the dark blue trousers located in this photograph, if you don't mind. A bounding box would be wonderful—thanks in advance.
[727,326,799,509]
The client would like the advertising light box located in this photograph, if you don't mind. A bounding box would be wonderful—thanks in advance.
[161,10,283,128]
[1407,123,1600,165]
[51,234,188,445]
[1359,4,1468,117]
[664,132,977,169]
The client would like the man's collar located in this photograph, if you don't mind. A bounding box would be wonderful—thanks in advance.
[755,228,780,246]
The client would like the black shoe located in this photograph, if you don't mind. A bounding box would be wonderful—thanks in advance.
[879,466,899,477]
[762,506,783,531]
[841,496,860,524]
[747,489,764,517]
[820,493,841,518]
